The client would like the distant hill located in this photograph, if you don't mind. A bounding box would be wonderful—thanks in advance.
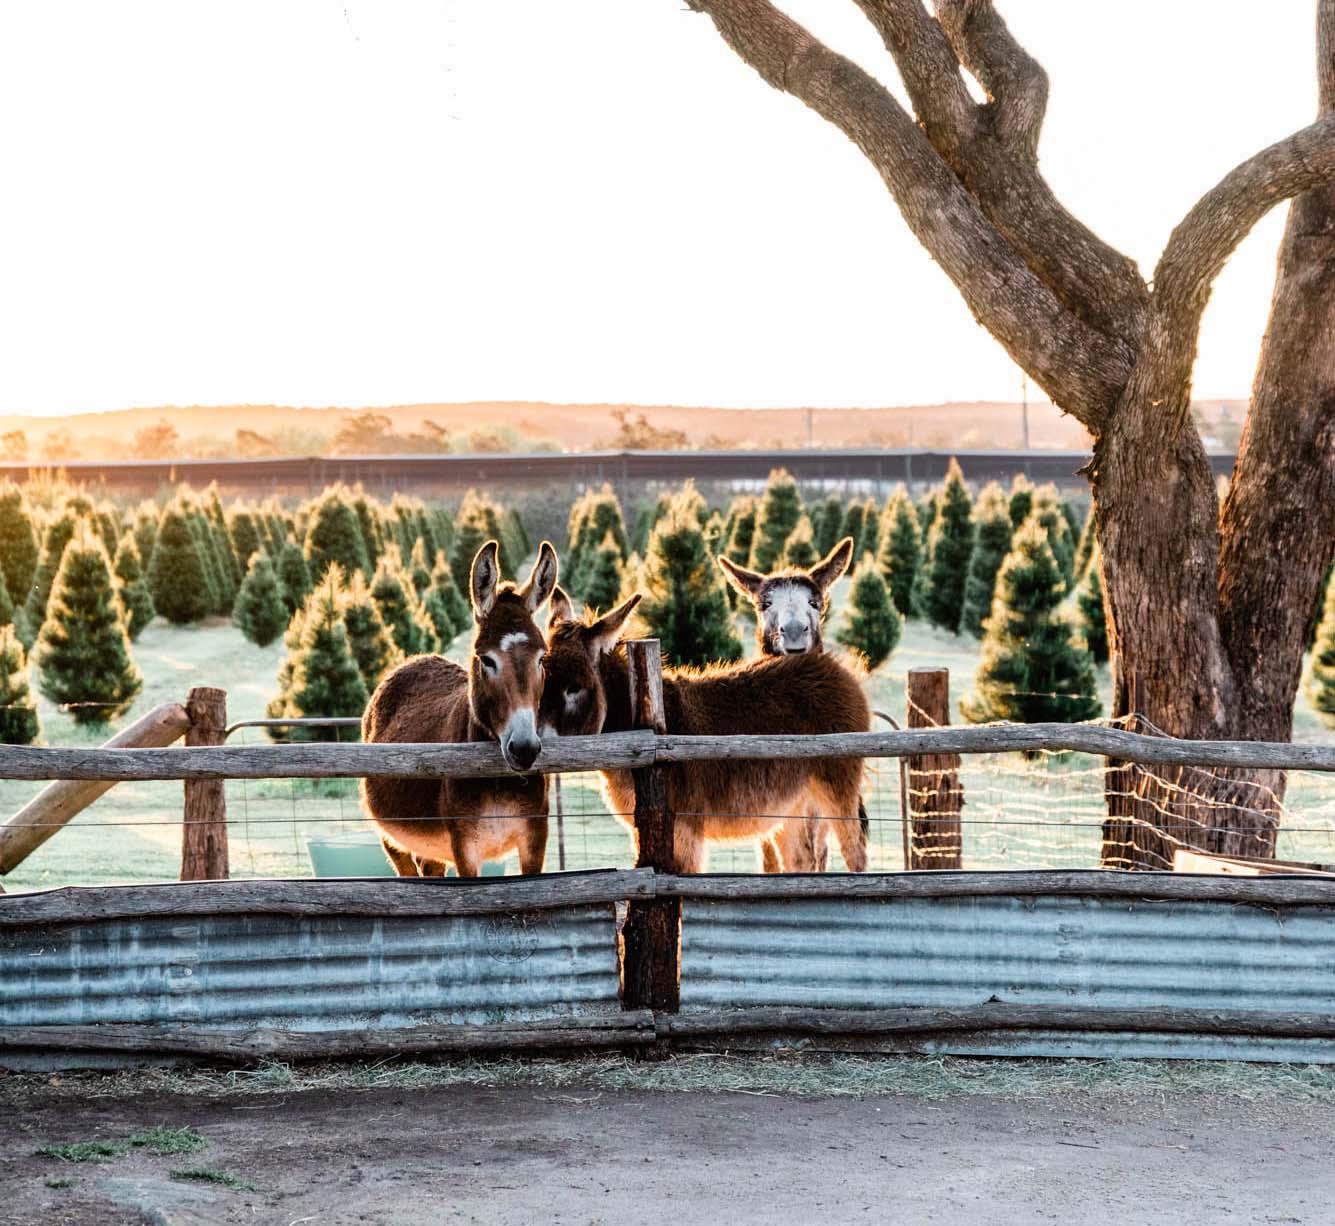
[0,398,1245,460]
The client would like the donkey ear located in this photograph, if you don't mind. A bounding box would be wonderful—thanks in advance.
[548,584,575,626]
[587,593,641,654]
[520,541,559,613]
[469,540,501,622]
[717,554,766,601]
[808,536,855,594]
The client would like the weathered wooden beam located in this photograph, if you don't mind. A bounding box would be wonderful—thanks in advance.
[6,723,1335,783]
[657,1004,1335,1041]
[622,639,681,1014]
[181,687,229,882]
[0,1011,657,1061]
[658,868,1335,906]
[906,668,963,870]
[0,868,656,925]
[0,702,191,874]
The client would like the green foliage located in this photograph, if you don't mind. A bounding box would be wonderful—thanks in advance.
[233,552,288,648]
[407,538,433,596]
[342,569,403,689]
[1008,474,1034,529]
[962,519,1101,726]
[631,495,670,555]
[722,496,757,567]
[1073,504,1099,584]
[148,507,211,625]
[782,513,818,569]
[812,495,846,557]
[450,489,510,591]
[841,500,868,559]
[702,510,726,559]
[112,536,156,640]
[22,511,82,644]
[228,508,264,571]
[750,468,803,572]
[1307,571,1335,728]
[36,530,142,726]
[130,1127,207,1156]
[426,550,470,641]
[276,539,312,618]
[959,483,1012,638]
[924,459,975,634]
[582,532,625,614]
[638,485,743,667]
[133,503,158,567]
[0,625,40,744]
[875,490,922,618]
[169,1168,257,1193]
[351,492,386,570]
[0,567,12,629]
[37,1140,128,1164]
[0,481,39,614]
[916,491,938,541]
[1077,551,1109,666]
[267,573,368,737]
[836,555,902,670]
[371,558,437,656]
[1030,485,1076,585]
[856,496,880,558]
[304,487,370,582]
[203,485,241,598]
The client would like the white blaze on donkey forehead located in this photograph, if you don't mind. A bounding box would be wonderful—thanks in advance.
[498,632,529,652]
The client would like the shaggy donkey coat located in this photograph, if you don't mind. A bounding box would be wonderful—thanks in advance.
[718,536,869,873]
[539,589,870,872]
[360,540,557,877]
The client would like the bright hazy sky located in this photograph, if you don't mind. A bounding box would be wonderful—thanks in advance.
[0,1,1320,417]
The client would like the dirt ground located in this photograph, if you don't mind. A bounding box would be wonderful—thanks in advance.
[3,1057,1333,1226]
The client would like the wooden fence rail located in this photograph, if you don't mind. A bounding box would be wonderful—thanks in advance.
[4,722,1335,782]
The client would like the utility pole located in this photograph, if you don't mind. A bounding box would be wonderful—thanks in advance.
[806,407,814,448]
[1020,375,1030,450]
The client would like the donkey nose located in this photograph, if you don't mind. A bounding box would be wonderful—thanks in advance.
[499,710,542,772]
[781,621,811,651]
[504,737,541,771]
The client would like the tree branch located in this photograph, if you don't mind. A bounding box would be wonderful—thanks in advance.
[684,0,1131,426]
[1132,112,1335,450]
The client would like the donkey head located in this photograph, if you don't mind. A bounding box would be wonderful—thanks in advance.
[718,537,854,656]
[468,539,558,770]
[538,587,641,737]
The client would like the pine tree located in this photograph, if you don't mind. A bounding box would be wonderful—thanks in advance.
[959,482,1013,638]
[351,492,385,571]
[228,508,265,571]
[371,558,437,656]
[782,513,819,569]
[1073,504,1099,584]
[276,539,312,618]
[0,482,39,615]
[181,498,225,615]
[36,530,142,726]
[428,550,470,639]
[750,468,803,572]
[638,485,743,667]
[916,491,938,540]
[93,505,121,560]
[875,490,923,618]
[857,495,880,558]
[813,495,846,557]
[204,484,242,599]
[22,511,82,645]
[148,506,211,625]
[1077,551,1109,666]
[1008,473,1034,529]
[450,490,507,591]
[583,532,625,613]
[112,536,156,640]
[721,496,758,609]
[962,519,1101,726]
[342,568,402,689]
[1031,484,1076,585]
[1309,572,1335,728]
[924,459,975,634]
[0,624,39,744]
[267,574,368,739]
[407,538,433,596]
[703,510,727,559]
[234,552,289,648]
[836,555,902,670]
[632,495,670,555]
[133,503,158,567]
[304,487,370,582]
[841,500,868,559]
[0,567,11,629]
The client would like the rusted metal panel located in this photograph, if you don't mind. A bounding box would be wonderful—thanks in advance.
[0,906,619,1030]
[679,894,1335,1058]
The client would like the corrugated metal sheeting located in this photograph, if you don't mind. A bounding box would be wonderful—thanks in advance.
[679,894,1335,1060]
[0,906,619,1030]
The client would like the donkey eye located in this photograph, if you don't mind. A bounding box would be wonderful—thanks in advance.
[760,600,772,611]
[809,597,821,609]
[564,685,583,699]
[481,654,500,676]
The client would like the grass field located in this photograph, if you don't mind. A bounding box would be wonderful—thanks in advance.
[4,572,1335,892]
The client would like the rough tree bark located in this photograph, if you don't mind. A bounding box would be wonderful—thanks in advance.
[681,0,1335,866]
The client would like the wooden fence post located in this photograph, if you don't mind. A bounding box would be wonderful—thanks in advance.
[621,639,680,1013]
[906,667,963,870]
[181,687,229,881]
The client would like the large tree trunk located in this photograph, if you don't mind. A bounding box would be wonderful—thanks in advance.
[683,0,1335,868]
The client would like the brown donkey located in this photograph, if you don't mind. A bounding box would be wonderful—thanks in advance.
[361,540,557,877]
[718,536,869,873]
[539,589,869,872]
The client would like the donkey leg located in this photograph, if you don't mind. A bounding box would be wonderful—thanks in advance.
[771,817,820,873]
[759,838,782,874]
[818,779,868,873]
[518,815,549,876]
[380,837,419,877]
[415,856,450,877]
[673,822,707,874]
